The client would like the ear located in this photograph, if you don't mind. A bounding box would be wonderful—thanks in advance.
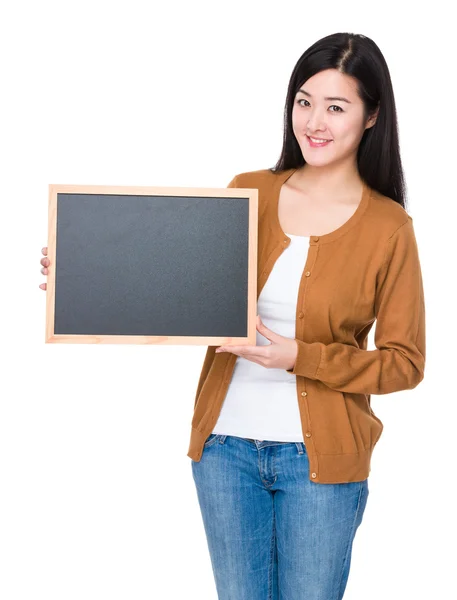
[365,105,379,130]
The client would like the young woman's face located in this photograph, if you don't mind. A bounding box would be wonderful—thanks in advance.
[291,68,377,168]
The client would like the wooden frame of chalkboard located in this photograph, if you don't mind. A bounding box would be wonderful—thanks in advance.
[46,183,258,345]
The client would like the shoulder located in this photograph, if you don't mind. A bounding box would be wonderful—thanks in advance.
[366,187,413,237]
[364,188,421,269]
[226,168,277,189]
[226,168,288,218]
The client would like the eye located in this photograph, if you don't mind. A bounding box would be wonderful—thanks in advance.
[296,99,343,113]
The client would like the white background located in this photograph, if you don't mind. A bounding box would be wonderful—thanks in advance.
[1,1,455,598]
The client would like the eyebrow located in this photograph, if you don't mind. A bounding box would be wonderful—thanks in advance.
[297,89,352,104]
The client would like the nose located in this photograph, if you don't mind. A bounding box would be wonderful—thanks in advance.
[306,110,328,135]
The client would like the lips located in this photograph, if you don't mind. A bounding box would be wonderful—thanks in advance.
[307,135,332,142]
[306,135,333,148]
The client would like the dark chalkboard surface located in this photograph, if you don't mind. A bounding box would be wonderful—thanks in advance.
[45,184,258,345]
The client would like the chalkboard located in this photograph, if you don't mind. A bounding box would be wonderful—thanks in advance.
[45,183,258,345]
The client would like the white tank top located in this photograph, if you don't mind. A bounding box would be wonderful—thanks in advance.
[212,233,310,442]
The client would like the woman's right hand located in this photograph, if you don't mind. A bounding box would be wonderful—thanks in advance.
[39,247,49,290]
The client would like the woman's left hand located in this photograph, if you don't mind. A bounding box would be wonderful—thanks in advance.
[215,315,298,371]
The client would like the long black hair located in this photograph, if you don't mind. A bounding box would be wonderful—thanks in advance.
[272,32,407,210]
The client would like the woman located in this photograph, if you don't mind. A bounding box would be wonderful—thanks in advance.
[40,32,426,600]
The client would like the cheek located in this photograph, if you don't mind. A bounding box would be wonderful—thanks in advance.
[292,107,305,130]
[335,118,365,144]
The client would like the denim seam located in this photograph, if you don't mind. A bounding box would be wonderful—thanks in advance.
[268,504,276,600]
[258,448,277,488]
[336,482,364,599]
[203,433,219,448]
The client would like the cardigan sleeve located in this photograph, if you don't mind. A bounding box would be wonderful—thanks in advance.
[193,174,239,408]
[286,217,426,395]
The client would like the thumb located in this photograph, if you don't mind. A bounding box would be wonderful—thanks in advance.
[256,314,280,342]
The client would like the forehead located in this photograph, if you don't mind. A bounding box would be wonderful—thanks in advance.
[297,69,360,99]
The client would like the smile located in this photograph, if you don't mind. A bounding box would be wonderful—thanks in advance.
[306,135,333,148]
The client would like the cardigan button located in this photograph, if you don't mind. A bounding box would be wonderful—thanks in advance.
[314,236,319,242]
[298,312,304,318]
[301,391,307,396]
[311,472,317,478]
[305,271,311,277]
[305,432,312,437]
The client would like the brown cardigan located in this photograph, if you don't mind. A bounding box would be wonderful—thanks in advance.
[187,167,426,483]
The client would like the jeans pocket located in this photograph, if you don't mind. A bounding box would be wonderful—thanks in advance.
[204,433,219,448]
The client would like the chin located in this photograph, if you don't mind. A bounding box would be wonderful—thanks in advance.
[302,154,334,167]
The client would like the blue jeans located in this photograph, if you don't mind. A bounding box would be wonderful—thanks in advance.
[191,434,369,600]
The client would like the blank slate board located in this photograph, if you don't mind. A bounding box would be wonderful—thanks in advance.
[45,184,258,345]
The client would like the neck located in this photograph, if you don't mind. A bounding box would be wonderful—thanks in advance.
[294,158,363,199]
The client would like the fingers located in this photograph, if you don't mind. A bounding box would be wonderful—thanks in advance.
[40,247,50,270]
[40,246,49,290]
